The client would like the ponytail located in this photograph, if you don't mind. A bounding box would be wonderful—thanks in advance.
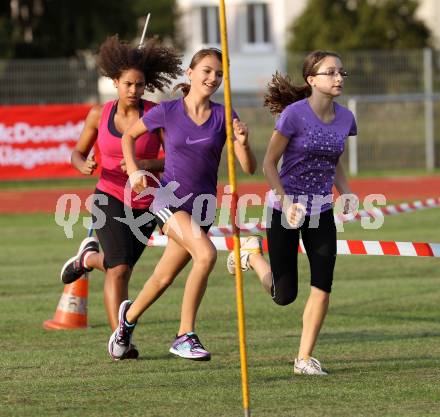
[263,71,311,115]
[173,82,191,97]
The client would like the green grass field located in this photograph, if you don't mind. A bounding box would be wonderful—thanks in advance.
[1,207,439,417]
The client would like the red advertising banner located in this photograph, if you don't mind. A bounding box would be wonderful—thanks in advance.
[0,104,93,180]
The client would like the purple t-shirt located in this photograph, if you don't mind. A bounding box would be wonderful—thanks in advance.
[142,97,237,216]
[271,98,357,215]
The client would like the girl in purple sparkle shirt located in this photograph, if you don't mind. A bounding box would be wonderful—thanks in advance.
[227,51,357,375]
[108,48,257,361]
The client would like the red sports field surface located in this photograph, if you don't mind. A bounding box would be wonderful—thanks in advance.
[0,176,439,213]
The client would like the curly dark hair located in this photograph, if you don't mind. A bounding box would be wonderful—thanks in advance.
[97,35,183,93]
[264,50,341,114]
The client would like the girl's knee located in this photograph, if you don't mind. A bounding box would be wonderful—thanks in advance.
[151,263,178,288]
[271,273,298,306]
[311,285,331,301]
[106,265,131,282]
[272,288,298,306]
[159,275,175,289]
[194,245,217,270]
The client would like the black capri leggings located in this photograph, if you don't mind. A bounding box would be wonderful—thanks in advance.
[266,208,337,306]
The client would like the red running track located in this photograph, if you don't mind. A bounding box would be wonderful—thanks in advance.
[0,176,439,213]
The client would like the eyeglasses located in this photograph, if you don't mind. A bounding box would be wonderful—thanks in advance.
[314,70,349,78]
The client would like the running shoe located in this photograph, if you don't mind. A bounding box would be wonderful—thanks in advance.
[294,357,328,375]
[169,332,211,361]
[226,235,263,275]
[108,300,136,361]
[60,237,99,284]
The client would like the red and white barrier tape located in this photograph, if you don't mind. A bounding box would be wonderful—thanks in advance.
[208,223,266,237]
[334,196,440,224]
[148,235,440,258]
[206,196,440,236]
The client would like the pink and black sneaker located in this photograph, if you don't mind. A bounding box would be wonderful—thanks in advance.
[60,237,99,284]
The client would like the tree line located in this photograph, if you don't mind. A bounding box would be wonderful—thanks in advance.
[0,0,431,59]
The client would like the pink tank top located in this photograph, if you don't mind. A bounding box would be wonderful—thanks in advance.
[96,100,160,209]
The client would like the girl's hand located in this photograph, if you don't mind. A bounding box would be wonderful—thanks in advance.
[284,202,306,228]
[233,118,249,146]
[129,170,148,194]
[342,194,359,215]
[80,155,97,175]
[120,158,127,173]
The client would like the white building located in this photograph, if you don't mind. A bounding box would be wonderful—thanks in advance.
[416,0,440,47]
[176,0,440,95]
[177,0,307,95]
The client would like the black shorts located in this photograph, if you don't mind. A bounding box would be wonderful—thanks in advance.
[154,206,212,234]
[266,208,337,306]
[91,189,156,269]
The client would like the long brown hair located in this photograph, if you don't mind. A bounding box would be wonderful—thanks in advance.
[173,48,223,96]
[264,50,341,114]
[97,35,183,93]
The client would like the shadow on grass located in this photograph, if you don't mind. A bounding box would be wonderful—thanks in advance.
[334,311,440,324]
[136,353,175,361]
[332,355,439,374]
[320,329,440,343]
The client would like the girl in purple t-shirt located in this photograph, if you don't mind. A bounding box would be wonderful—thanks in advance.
[108,48,257,361]
[227,50,357,375]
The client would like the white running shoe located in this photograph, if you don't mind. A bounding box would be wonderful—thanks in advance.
[226,235,263,275]
[169,332,211,361]
[294,357,328,375]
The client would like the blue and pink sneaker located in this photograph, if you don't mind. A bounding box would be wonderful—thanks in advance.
[169,332,211,361]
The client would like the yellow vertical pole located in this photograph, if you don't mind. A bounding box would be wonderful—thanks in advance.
[218,2,251,416]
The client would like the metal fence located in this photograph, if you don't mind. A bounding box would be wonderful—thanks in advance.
[343,93,440,174]
[0,58,98,104]
[288,48,440,95]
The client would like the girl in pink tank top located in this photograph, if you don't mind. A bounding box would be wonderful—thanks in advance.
[96,99,160,209]
[59,35,182,358]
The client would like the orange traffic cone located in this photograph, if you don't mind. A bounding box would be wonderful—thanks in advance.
[44,277,89,330]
